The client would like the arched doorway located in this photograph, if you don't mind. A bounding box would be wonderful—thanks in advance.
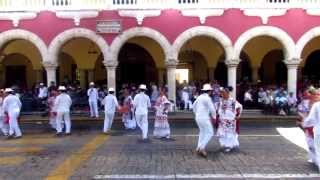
[303,50,320,84]
[117,43,158,87]
[260,49,287,86]
[57,52,77,86]
[237,52,252,82]
[2,53,35,89]
[178,50,208,83]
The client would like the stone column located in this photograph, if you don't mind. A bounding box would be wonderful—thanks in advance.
[79,69,86,88]
[43,62,57,87]
[158,68,165,86]
[208,66,215,81]
[106,66,117,90]
[166,60,178,103]
[226,59,240,98]
[88,70,94,83]
[285,59,300,98]
[252,66,260,83]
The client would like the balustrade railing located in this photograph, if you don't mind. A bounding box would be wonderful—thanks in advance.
[0,0,319,12]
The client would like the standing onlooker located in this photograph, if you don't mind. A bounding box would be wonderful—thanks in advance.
[87,82,99,118]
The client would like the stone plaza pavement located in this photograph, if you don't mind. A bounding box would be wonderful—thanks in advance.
[0,121,320,180]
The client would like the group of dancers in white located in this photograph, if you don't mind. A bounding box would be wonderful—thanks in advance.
[2,82,320,166]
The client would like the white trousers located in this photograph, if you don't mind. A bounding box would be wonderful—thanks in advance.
[136,114,148,139]
[0,116,8,135]
[8,111,22,137]
[103,113,115,133]
[56,111,71,134]
[314,134,320,170]
[195,118,213,150]
[89,100,99,117]
[306,136,316,163]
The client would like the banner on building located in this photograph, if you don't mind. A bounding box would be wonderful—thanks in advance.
[96,20,122,34]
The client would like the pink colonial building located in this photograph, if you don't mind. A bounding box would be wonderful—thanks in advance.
[0,0,320,101]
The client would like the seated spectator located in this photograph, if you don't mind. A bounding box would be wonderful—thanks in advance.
[287,92,297,114]
[258,88,267,109]
[263,90,273,114]
[275,92,288,116]
[244,89,253,108]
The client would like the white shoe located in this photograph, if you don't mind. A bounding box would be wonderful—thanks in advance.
[308,159,313,163]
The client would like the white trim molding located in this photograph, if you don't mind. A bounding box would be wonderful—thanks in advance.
[48,28,109,65]
[55,11,99,26]
[0,29,48,61]
[0,12,37,27]
[118,10,161,25]
[296,27,320,60]
[172,26,233,62]
[306,9,320,16]
[109,27,171,65]
[243,9,287,24]
[234,26,296,60]
[181,9,225,24]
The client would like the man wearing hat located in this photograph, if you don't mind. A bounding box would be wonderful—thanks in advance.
[2,88,22,139]
[133,84,151,141]
[54,86,72,136]
[192,83,216,157]
[101,88,119,134]
[87,82,99,118]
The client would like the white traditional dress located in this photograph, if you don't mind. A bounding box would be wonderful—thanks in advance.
[0,97,8,135]
[153,95,171,138]
[217,97,239,149]
[298,99,316,164]
[48,95,57,129]
[122,95,136,129]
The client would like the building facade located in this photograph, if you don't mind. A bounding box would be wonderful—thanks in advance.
[1,0,320,101]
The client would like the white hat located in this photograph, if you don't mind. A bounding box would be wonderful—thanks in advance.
[89,82,95,86]
[4,88,13,93]
[58,86,66,91]
[108,87,115,92]
[139,84,147,90]
[201,84,213,91]
[40,83,44,86]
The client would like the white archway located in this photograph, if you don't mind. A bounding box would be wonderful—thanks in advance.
[234,26,296,60]
[0,29,48,62]
[48,28,109,65]
[296,27,320,61]
[109,27,171,64]
[172,26,233,61]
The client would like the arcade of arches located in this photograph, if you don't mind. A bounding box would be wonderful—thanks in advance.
[2,29,320,101]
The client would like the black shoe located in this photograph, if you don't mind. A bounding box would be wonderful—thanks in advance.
[13,136,22,139]
[55,133,63,137]
[6,135,14,140]
[65,133,72,136]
